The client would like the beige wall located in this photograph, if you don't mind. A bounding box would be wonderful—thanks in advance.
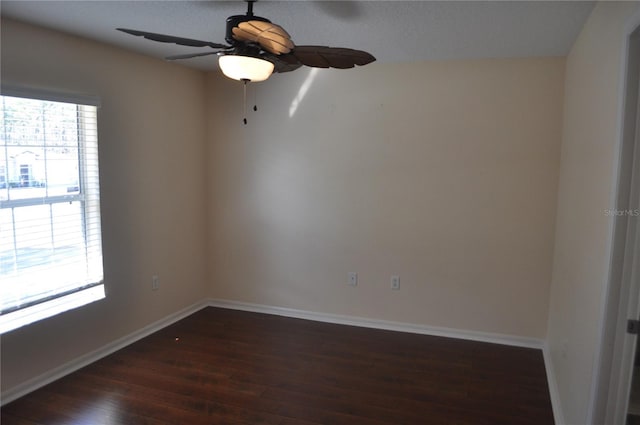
[546,2,640,424]
[0,19,209,392]
[206,57,564,339]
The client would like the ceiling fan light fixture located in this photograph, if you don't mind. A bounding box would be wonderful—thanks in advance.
[218,54,274,82]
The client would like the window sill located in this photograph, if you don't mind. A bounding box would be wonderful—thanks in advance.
[0,284,105,334]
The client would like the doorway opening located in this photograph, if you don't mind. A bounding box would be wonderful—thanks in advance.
[591,20,640,425]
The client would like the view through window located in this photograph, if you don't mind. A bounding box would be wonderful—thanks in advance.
[0,91,104,333]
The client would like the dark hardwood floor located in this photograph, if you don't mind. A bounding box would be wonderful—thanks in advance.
[1,307,554,424]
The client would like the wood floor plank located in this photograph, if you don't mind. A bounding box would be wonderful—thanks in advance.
[1,307,554,424]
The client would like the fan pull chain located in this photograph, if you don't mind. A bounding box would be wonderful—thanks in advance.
[242,79,248,125]
[241,79,260,125]
[253,84,258,112]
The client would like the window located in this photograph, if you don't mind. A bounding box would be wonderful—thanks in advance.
[0,88,104,334]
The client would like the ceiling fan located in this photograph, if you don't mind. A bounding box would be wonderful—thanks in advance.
[117,0,376,83]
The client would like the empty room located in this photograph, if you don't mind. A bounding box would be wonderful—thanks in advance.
[1,1,639,424]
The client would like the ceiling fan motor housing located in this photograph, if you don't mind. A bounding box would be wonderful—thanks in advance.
[225,15,270,45]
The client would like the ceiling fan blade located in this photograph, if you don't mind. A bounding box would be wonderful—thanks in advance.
[232,20,295,55]
[267,55,304,74]
[284,45,376,69]
[117,28,229,49]
[165,51,224,61]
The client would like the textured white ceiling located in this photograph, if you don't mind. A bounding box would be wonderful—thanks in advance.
[1,1,595,71]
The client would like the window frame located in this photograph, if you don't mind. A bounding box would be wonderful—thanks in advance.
[0,85,104,334]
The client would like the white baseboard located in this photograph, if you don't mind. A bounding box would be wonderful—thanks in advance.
[207,298,545,349]
[0,299,208,406]
[543,342,565,425]
[209,298,564,420]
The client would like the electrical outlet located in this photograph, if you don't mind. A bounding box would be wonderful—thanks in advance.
[391,275,400,290]
[152,275,159,291]
[348,272,358,287]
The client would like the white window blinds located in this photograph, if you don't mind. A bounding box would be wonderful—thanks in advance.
[0,90,104,333]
